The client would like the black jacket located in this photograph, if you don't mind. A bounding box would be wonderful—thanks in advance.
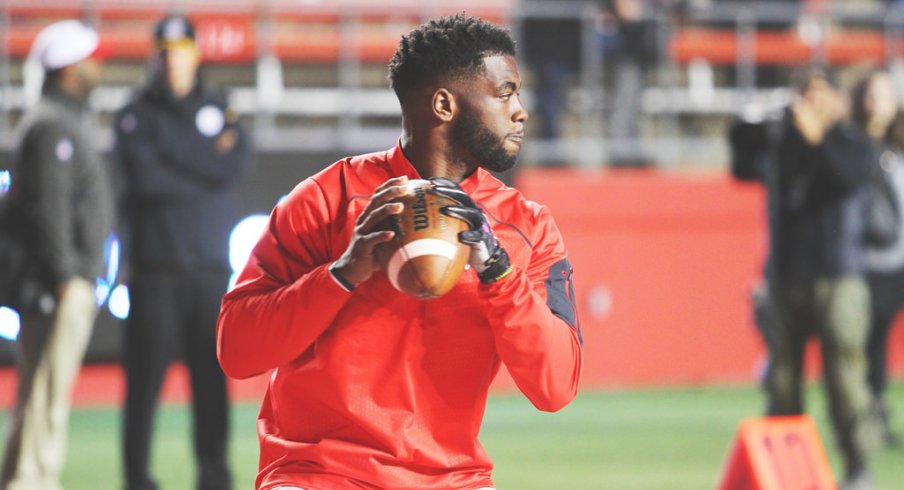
[769,111,875,283]
[114,77,252,272]
[15,86,113,292]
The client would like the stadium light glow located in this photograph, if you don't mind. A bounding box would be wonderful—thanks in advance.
[105,234,120,286]
[0,307,20,341]
[96,233,121,307]
[109,284,130,320]
[228,214,269,284]
[0,170,10,194]
[96,279,110,307]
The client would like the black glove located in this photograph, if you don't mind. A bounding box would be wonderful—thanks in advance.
[430,177,513,283]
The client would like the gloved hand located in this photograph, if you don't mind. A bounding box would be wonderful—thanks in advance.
[430,177,513,283]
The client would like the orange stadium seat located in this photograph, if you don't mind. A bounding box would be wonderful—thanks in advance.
[2,0,512,64]
[670,27,893,65]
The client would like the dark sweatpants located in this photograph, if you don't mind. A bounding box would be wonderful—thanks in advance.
[123,269,232,490]
[866,269,904,399]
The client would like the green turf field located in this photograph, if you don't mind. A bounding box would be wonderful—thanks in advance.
[3,381,904,489]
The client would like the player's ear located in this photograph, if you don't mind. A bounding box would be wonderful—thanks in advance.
[432,88,456,123]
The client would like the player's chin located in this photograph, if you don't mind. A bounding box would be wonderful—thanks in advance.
[504,138,523,153]
[502,138,521,158]
[483,153,519,173]
[508,149,522,163]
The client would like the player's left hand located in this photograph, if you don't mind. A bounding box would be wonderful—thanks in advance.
[431,177,513,283]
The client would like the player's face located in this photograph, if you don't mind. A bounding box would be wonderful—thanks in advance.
[452,55,528,173]
[161,41,200,98]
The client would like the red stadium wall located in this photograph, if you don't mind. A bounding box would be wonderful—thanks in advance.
[493,168,904,391]
[4,169,904,407]
[488,169,769,391]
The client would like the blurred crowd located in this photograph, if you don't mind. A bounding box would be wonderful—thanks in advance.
[1,14,250,490]
[729,66,904,490]
[4,1,904,169]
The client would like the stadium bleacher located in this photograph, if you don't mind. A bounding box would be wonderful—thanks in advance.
[2,0,900,167]
[0,0,515,154]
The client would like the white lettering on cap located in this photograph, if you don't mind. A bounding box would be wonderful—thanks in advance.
[164,19,188,40]
[119,112,137,133]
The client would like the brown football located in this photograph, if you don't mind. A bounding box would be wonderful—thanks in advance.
[373,179,470,299]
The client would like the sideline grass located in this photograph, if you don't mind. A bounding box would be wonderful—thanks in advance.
[2,382,904,489]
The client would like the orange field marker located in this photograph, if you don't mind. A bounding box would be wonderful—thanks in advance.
[717,415,836,490]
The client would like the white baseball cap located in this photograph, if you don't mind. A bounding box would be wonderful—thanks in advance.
[30,20,100,70]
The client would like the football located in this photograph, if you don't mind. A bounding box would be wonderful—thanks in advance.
[374,179,470,299]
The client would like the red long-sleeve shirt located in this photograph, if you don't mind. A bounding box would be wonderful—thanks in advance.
[217,143,583,490]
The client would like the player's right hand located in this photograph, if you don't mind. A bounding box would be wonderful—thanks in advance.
[330,176,409,289]
[431,177,513,284]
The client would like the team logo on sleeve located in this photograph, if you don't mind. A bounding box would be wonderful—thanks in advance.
[195,105,225,137]
[119,112,138,133]
[55,138,74,162]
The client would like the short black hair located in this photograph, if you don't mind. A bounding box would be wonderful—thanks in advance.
[388,14,516,101]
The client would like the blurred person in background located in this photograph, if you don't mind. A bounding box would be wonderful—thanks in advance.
[0,20,112,490]
[854,72,904,450]
[728,115,775,387]
[520,0,677,166]
[113,14,251,490]
[764,69,881,490]
[520,0,588,147]
[601,0,661,167]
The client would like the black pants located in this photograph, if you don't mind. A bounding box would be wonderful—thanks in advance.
[123,269,232,490]
[867,269,904,398]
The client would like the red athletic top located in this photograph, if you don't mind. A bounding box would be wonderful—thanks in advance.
[217,143,583,490]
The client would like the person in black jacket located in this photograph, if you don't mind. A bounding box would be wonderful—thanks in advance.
[113,14,252,490]
[765,69,880,490]
[1,20,112,490]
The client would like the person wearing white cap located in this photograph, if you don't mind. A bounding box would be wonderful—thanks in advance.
[0,19,112,490]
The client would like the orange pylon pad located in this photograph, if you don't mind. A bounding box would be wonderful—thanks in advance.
[717,415,836,490]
